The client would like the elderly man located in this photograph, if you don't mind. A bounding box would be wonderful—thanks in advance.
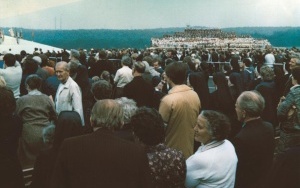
[283,53,300,96]
[55,61,84,125]
[114,55,133,98]
[233,91,275,188]
[50,99,152,188]
[159,62,200,159]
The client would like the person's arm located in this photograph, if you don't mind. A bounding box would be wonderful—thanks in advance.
[114,70,120,86]
[71,84,85,126]
[185,154,208,188]
[158,98,172,125]
[277,92,295,121]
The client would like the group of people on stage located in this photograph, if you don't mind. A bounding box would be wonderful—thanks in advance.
[0,45,300,188]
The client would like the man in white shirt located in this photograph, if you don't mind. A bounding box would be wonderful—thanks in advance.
[55,61,84,125]
[264,49,275,68]
[113,55,133,98]
[0,53,22,99]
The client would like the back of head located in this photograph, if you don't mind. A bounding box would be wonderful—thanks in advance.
[230,58,240,73]
[3,53,16,67]
[39,54,48,67]
[260,66,274,81]
[25,74,42,90]
[131,107,165,146]
[53,111,84,150]
[121,55,132,67]
[70,49,80,60]
[0,87,16,117]
[237,91,265,117]
[133,61,146,74]
[91,80,112,100]
[165,62,188,85]
[143,56,153,66]
[90,99,124,129]
[243,58,252,67]
[98,50,107,59]
[23,58,38,74]
[115,97,138,125]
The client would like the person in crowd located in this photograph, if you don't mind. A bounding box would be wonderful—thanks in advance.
[89,50,114,78]
[124,61,154,107]
[188,70,211,111]
[0,53,22,99]
[264,48,275,68]
[152,57,164,75]
[40,54,55,76]
[241,58,255,91]
[114,97,138,142]
[283,53,300,96]
[69,59,93,128]
[31,111,85,188]
[185,110,237,188]
[210,72,240,139]
[20,56,39,96]
[265,145,300,188]
[255,66,279,133]
[0,87,24,188]
[229,72,243,101]
[159,62,200,159]
[55,61,84,125]
[91,79,113,101]
[16,74,57,168]
[50,99,152,188]
[32,56,49,81]
[277,66,300,153]
[233,91,275,188]
[114,55,133,98]
[131,107,186,187]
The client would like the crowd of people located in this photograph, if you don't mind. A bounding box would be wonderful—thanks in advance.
[152,28,270,49]
[0,45,300,188]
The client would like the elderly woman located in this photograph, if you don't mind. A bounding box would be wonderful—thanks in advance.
[16,74,57,168]
[185,110,237,188]
[233,91,275,188]
[277,66,300,153]
[131,107,186,188]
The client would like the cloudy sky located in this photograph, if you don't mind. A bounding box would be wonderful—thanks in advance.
[0,0,299,29]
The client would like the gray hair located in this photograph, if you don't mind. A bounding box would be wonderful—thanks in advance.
[115,97,138,124]
[237,91,265,117]
[42,122,55,145]
[200,110,231,141]
[260,66,274,81]
[90,99,124,129]
[121,55,132,66]
[56,61,70,71]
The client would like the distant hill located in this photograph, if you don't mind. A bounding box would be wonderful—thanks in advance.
[2,27,299,50]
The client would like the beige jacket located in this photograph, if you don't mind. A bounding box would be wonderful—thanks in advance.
[159,84,200,159]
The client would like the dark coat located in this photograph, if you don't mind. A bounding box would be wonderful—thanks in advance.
[124,76,154,107]
[232,118,275,188]
[50,129,152,188]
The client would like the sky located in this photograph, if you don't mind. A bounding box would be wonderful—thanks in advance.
[0,0,299,30]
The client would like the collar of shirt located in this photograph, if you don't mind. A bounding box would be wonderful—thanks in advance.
[28,89,42,95]
[199,140,225,152]
[290,84,300,91]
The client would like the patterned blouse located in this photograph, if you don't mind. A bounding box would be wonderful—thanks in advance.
[146,143,186,188]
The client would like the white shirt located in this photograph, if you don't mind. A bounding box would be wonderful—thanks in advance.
[55,76,84,125]
[185,140,238,188]
[114,66,133,88]
[0,61,22,98]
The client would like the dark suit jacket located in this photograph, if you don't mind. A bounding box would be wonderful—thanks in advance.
[50,129,152,188]
[124,76,154,107]
[232,118,275,188]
